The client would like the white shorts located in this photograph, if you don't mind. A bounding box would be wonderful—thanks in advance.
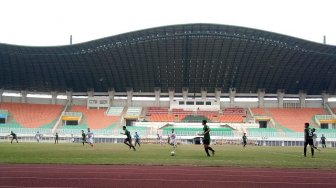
[170,139,176,146]
[87,138,94,144]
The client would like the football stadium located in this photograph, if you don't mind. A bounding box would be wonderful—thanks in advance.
[1,23,336,187]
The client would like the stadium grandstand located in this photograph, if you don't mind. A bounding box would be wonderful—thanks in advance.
[1,23,336,146]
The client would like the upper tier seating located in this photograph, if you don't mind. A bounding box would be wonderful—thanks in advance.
[148,114,175,122]
[70,106,119,129]
[222,108,246,115]
[217,115,244,123]
[146,107,173,122]
[124,107,142,119]
[268,108,325,132]
[106,107,124,116]
[0,103,62,128]
[251,108,268,116]
[147,107,169,115]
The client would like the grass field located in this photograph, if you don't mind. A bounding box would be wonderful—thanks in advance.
[1,143,336,169]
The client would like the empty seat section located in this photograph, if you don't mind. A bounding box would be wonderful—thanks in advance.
[268,108,325,132]
[146,107,173,122]
[106,107,124,116]
[251,108,267,116]
[0,103,62,128]
[172,109,193,121]
[217,115,244,123]
[70,106,119,129]
[147,107,169,115]
[222,108,246,115]
[148,114,175,122]
[125,107,142,119]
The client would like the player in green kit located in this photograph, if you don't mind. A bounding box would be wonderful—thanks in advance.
[81,130,87,146]
[242,133,247,147]
[198,120,215,157]
[55,132,59,144]
[121,126,136,151]
[304,123,319,157]
[9,131,18,144]
[321,134,326,148]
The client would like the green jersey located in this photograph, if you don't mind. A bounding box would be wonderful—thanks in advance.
[242,135,247,142]
[125,129,131,139]
[321,136,326,142]
[304,127,314,140]
[203,125,210,140]
[82,133,86,140]
[11,133,17,138]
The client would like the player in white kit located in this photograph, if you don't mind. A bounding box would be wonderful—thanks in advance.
[169,129,177,154]
[86,128,94,147]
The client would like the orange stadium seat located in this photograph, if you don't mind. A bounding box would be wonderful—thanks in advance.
[267,108,325,132]
[147,107,169,115]
[0,103,62,128]
[70,106,119,129]
[251,108,267,116]
[148,114,175,122]
[217,115,244,123]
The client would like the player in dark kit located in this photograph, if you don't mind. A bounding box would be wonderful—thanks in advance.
[321,134,326,148]
[121,126,136,151]
[303,123,319,157]
[55,132,59,144]
[9,131,18,144]
[242,133,247,147]
[81,130,87,146]
[198,120,215,157]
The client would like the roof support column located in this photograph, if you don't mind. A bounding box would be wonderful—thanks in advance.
[0,89,3,103]
[201,88,207,99]
[154,88,161,106]
[21,90,27,103]
[168,88,175,111]
[87,90,94,97]
[322,91,329,108]
[108,89,115,107]
[277,90,284,108]
[51,91,57,105]
[66,91,73,106]
[215,88,221,102]
[169,88,175,102]
[182,88,188,100]
[258,89,265,108]
[299,91,306,108]
[229,88,236,107]
[126,88,133,107]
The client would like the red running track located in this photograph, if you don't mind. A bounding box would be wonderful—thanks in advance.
[0,164,336,188]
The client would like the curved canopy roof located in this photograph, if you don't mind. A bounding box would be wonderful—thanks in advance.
[0,24,336,94]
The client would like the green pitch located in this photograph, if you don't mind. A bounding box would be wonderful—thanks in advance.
[1,143,336,169]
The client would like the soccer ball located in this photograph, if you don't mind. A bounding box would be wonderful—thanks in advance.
[170,151,175,156]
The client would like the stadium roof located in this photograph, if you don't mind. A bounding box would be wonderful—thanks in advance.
[0,23,336,94]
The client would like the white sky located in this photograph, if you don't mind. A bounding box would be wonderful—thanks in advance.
[0,0,335,46]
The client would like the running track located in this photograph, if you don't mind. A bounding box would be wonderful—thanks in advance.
[1,164,336,188]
